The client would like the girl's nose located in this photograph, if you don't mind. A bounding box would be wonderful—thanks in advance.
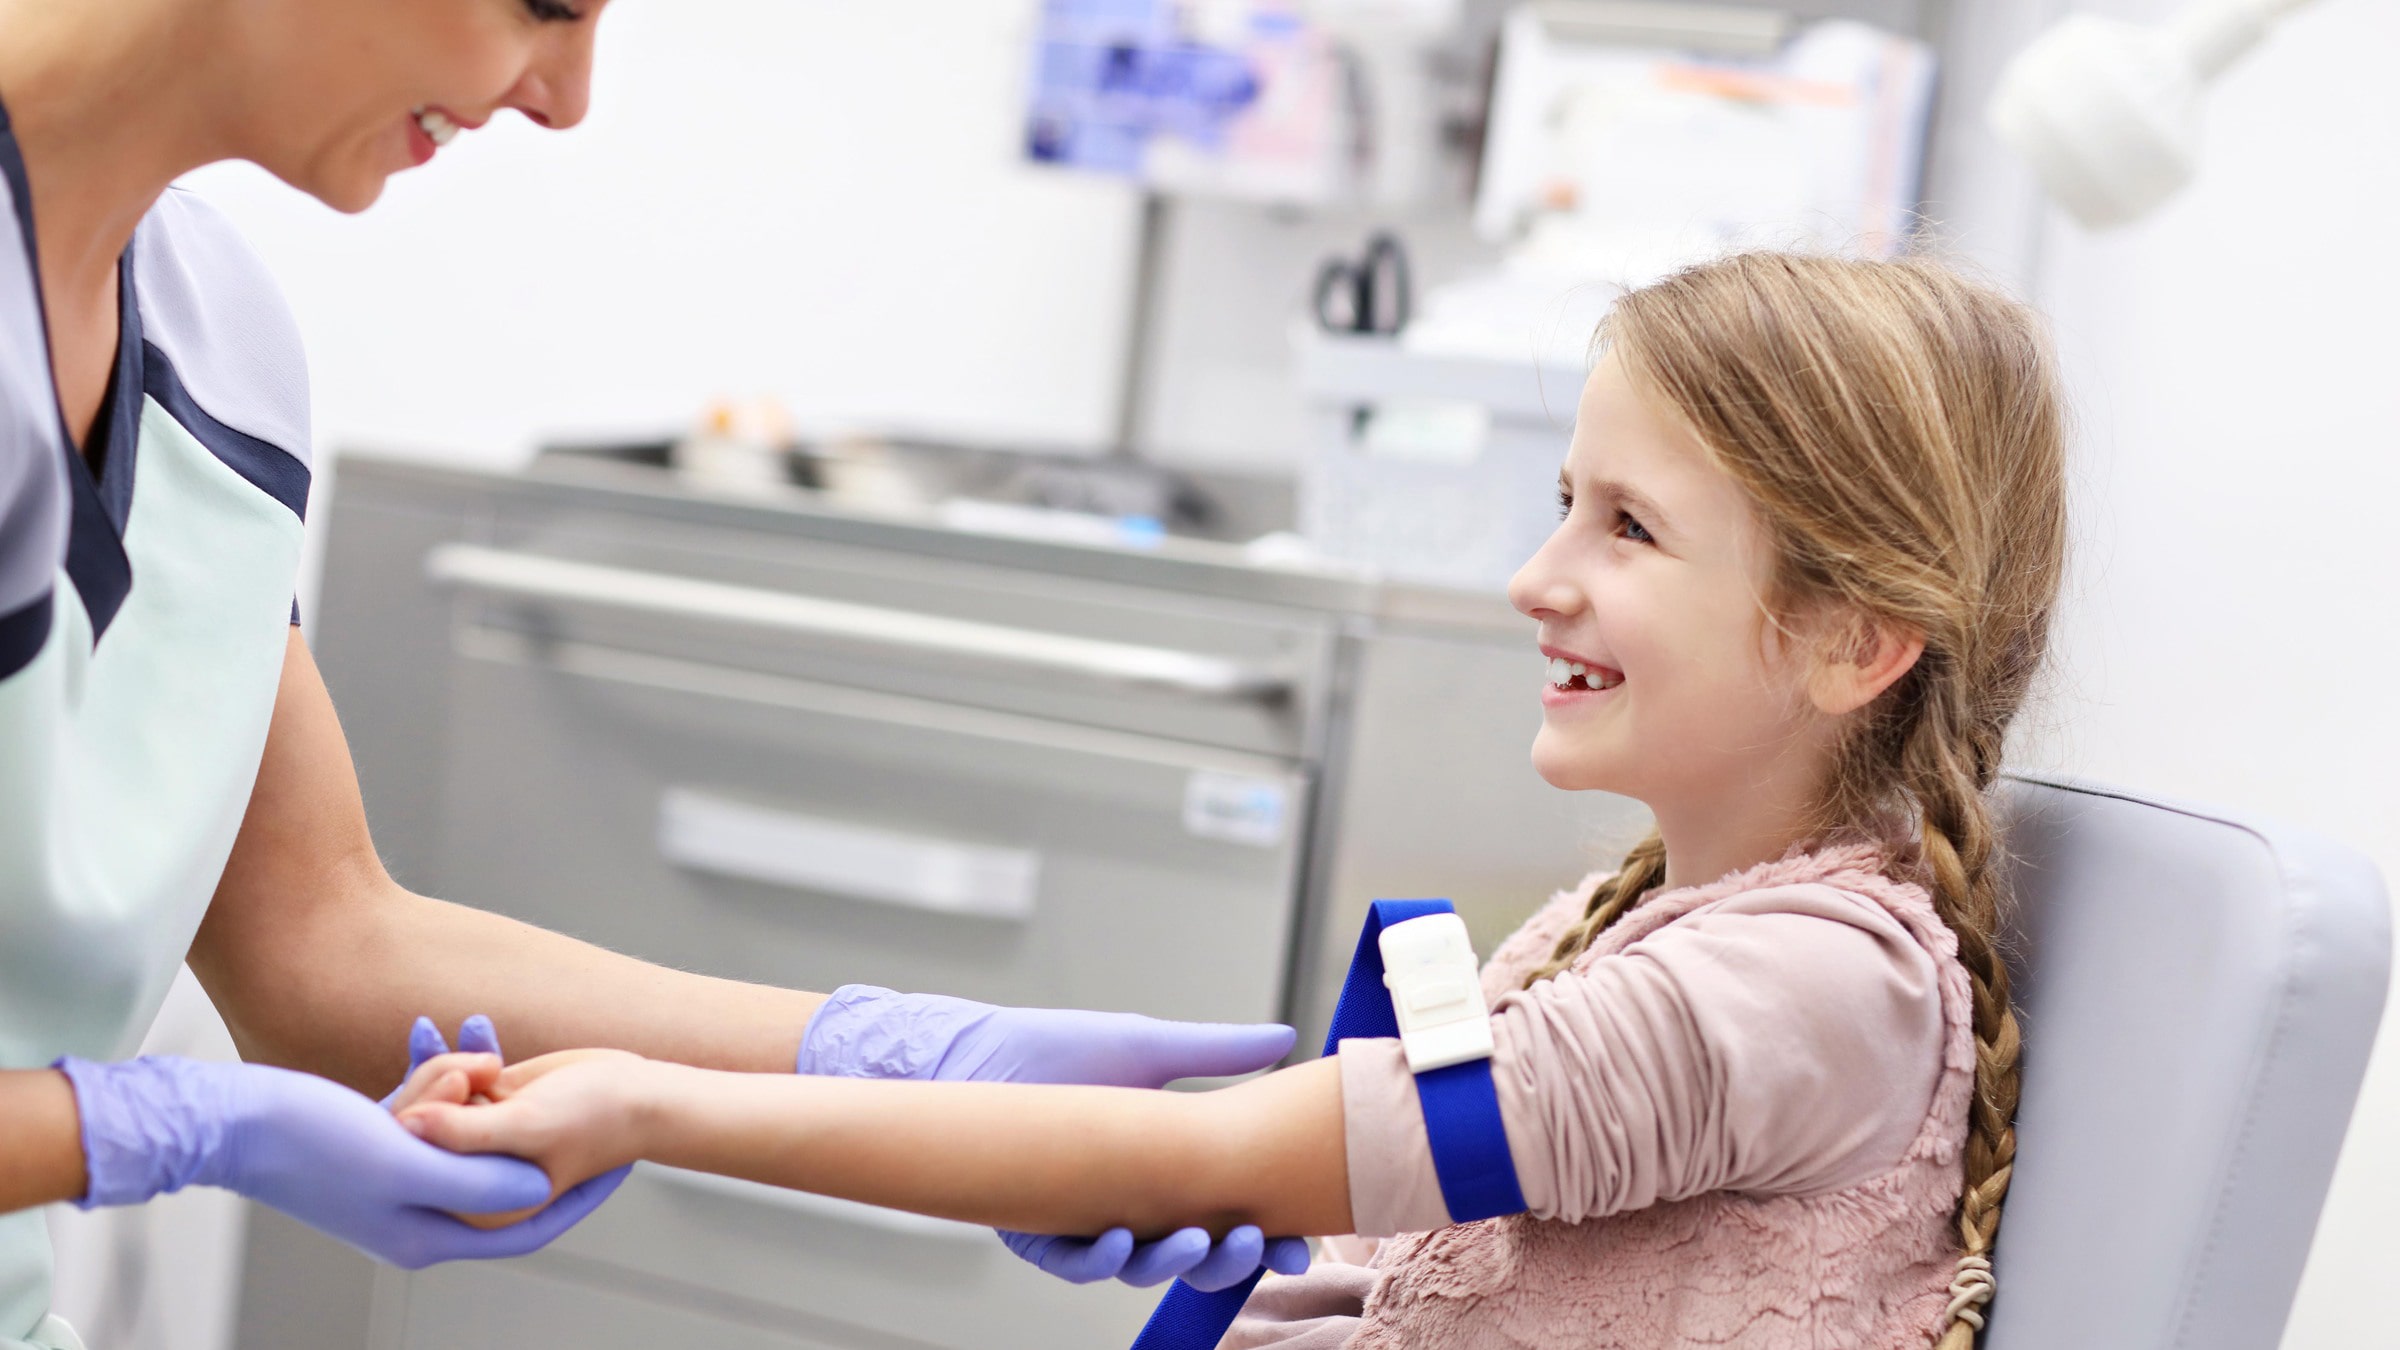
[1508,532,1585,621]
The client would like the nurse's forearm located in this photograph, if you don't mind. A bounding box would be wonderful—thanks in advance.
[352,887,828,1090]
[636,1056,1352,1239]
[0,1069,88,1214]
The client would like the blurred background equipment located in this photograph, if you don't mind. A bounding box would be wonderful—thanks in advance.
[1311,230,1412,334]
[1989,0,2324,227]
[1474,5,1935,264]
[1024,0,1470,206]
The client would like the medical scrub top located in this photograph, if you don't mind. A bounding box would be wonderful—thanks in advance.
[0,96,311,1350]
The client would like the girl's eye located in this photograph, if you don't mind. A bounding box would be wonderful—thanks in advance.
[1616,511,1654,545]
[523,0,583,21]
[1556,487,1574,521]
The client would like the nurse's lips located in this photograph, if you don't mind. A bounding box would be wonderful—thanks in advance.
[402,106,485,167]
[403,115,438,167]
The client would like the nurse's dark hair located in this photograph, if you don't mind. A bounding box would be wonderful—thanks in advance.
[1520,251,2069,1350]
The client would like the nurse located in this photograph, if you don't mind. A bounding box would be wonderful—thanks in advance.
[0,0,1304,1345]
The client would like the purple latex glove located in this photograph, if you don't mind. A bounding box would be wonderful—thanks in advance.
[1003,1223,1312,1290]
[379,1012,505,1110]
[55,1054,623,1270]
[795,986,1297,1086]
[796,986,1311,1289]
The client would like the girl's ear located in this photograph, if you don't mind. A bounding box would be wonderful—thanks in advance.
[1808,612,1925,717]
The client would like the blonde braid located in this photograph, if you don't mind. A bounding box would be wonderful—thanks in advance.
[1898,675,2023,1347]
[1521,831,1667,989]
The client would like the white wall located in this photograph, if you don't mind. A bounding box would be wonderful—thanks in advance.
[2014,3,2400,1345]
[183,0,1142,473]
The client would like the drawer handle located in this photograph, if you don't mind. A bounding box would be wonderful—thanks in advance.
[641,1164,990,1244]
[658,788,1040,922]
[425,543,1291,704]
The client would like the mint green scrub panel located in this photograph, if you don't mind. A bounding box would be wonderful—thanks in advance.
[0,96,313,1349]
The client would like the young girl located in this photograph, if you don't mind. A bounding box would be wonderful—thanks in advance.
[394,251,2067,1349]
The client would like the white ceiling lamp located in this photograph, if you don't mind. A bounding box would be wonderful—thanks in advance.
[1988,0,2322,228]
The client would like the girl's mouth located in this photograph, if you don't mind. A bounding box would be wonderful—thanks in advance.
[1545,655,1624,693]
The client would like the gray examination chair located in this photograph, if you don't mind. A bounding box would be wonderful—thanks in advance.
[1984,774,2391,1349]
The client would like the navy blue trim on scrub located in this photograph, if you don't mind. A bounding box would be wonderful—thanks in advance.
[87,252,144,530]
[0,93,57,678]
[0,592,47,675]
[59,253,143,638]
[0,92,139,642]
[141,343,309,523]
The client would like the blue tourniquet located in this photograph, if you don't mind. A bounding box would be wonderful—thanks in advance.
[1127,899,1527,1349]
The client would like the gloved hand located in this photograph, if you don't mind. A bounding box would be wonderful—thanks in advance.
[55,1054,618,1269]
[795,986,1296,1087]
[1003,1224,1313,1289]
[797,986,1311,1289]
[380,1013,505,1110]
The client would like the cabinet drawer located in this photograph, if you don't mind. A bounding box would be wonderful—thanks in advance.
[383,1167,1165,1349]
[387,1258,829,1349]
[432,627,1306,1023]
[439,506,1335,760]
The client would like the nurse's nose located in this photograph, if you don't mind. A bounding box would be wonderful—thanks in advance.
[505,31,596,131]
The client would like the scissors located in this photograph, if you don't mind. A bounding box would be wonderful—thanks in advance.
[1313,231,1411,337]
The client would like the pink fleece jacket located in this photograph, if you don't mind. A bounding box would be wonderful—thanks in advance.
[1228,841,1975,1349]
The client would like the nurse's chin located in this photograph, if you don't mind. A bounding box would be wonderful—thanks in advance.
[258,155,396,216]
[309,168,396,215]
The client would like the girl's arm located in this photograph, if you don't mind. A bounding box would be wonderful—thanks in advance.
[402,1051,1354,1240]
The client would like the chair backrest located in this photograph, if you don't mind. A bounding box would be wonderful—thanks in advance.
[1984,775,2390,1350]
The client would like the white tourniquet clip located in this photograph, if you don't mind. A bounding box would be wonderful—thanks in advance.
[1380,912,1499,1073]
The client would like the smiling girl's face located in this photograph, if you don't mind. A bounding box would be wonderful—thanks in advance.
[1509,351,1833,819]
[233,0,608,213]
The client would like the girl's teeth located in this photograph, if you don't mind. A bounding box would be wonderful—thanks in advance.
[1546,656,1621,691]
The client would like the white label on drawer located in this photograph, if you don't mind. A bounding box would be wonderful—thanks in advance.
[1183,772,1292,849]
[658,788,1039,922]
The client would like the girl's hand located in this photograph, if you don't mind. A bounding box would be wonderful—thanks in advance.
[398,1049,653,1230]
[385,1050,505,1117]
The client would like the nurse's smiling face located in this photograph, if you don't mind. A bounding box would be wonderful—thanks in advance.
[1508,351,1824,815]
[236,0,609,212]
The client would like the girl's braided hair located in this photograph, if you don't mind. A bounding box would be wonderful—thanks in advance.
[1521,252,2069,1347]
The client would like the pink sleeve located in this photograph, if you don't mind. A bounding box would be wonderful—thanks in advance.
[1340,883,1944,1236]
[1224,1258,1379,1350]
